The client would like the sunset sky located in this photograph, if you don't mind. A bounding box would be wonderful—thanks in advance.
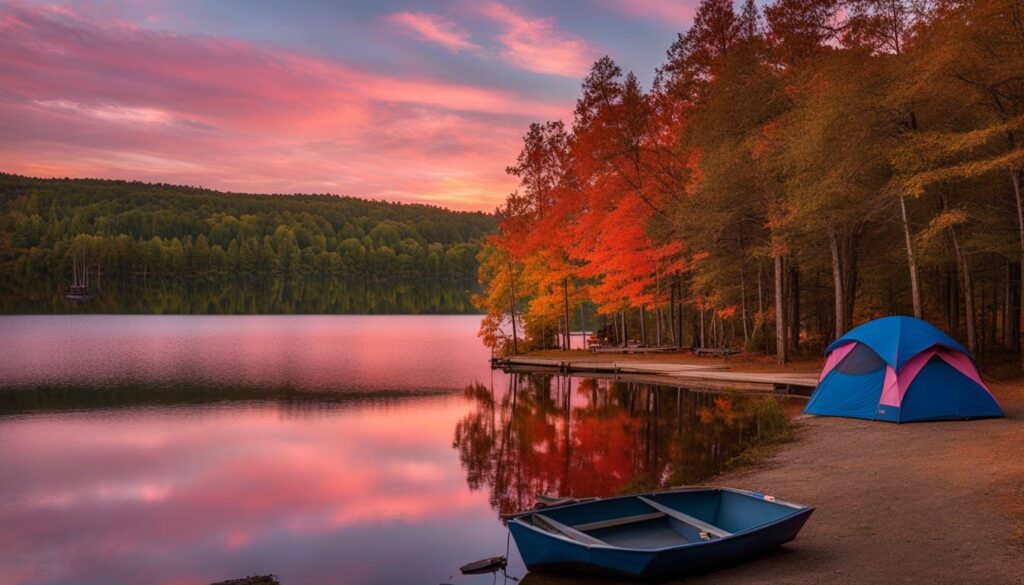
[0,0,697,211]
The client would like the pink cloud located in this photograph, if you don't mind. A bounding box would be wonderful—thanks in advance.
[0,2,571,209]
[601,0,695,26]
[386,11,481,53]
[480,2,599,77]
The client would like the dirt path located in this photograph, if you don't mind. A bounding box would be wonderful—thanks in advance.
[524,381,1024,585]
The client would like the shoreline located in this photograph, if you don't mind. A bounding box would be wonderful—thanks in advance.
[514,351,1024,584]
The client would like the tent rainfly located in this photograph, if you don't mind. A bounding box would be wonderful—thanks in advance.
[805,316,1004,423]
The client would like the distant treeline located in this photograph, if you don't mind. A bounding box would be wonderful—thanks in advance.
[0,174,496,313]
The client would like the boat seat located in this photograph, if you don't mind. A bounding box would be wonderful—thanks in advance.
[590,521,691,549]
[637,496,732,539]
[572,511,666,532]
[531,514,608,546]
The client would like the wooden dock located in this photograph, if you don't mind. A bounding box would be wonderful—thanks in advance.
[490,356,819,395]
[588,345,684,354]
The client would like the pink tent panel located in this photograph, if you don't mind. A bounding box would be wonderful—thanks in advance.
[878,346,994,408]
[819,341,857,382]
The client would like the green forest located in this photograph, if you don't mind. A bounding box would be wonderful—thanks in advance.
[0,174,495,314]
[478,0,1024,367]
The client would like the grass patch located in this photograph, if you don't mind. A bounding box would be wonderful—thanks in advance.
[722,399,798,473]
[615,474,662,495]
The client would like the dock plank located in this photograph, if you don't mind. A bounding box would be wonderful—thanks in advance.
[491,355,819,393]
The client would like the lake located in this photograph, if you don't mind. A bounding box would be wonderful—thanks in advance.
[0,315,796,585]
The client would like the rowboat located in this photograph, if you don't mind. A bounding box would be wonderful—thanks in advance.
[507,487,813,579]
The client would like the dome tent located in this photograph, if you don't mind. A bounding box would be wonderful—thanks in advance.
[805,316,1004,423]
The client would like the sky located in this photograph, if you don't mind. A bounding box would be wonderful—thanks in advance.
[0,0,698,211]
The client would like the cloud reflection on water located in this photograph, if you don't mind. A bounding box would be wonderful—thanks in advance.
[0,396,503,585]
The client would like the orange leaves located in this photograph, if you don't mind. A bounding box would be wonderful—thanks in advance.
[571,193,670,310]
[751,120,779,159]
[483,56,692,338]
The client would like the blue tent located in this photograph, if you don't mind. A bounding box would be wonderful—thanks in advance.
[805,316,1004,423]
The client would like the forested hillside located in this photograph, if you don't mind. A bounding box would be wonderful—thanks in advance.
[478,0,1024,366]
[0,174,496,313]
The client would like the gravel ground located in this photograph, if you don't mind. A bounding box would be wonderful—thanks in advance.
[523,381,1024,585]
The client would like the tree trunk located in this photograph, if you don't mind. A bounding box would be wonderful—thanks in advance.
[774,254,788,364]
[990,276,998,347]
[509,274,519,354]
[563,278,571,351]
[678,277,685,348]
[621,310,628,347]
[844,234,859,329]
[757,264,766,354]
[949,225,977,354]
[1005,261,1014,350]
[740,264,750,347]
[669,282,677,346]
[1011,168,1024,368]
[655,277,662,346]
[947,263,959,333]
[639,306,647,346]
[580,304,587,350]
[1010,262,1021,352]
[900,194,923,318]
[789,265,800,354]
[828,226,847,340]
[699,305,705,348]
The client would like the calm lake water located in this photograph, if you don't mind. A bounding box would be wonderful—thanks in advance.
[0,315,796,585]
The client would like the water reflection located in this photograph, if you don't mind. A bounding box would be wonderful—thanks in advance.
[3,279,478,315]
[0,395,510,585]
[0,316,799,585]
[0,315,493,391]
[454,373,799,516]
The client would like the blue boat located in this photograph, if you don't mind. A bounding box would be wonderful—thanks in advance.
[508,487,813,579]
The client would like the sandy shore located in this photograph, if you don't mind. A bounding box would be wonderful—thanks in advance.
[518,352,1024,584]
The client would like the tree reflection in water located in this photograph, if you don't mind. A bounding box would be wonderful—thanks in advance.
[453,373,797,516]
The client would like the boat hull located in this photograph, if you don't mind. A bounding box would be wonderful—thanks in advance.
[509,488,813,579]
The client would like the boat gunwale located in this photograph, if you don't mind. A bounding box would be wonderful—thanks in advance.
[508,486,813,553]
